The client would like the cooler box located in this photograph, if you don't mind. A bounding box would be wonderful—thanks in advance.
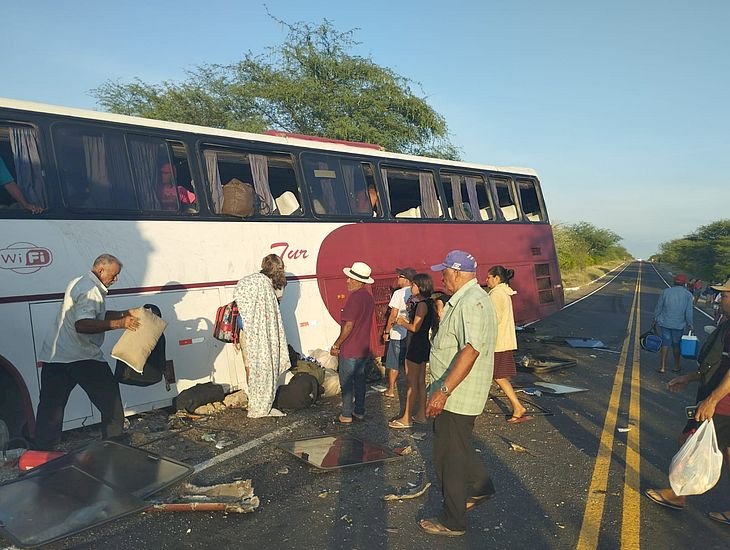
[680,332,699,358]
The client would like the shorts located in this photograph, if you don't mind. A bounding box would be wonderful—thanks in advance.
[385,338,406,371]
[658,325,683,348]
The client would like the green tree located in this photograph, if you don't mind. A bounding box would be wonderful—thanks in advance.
[553,221,631,274]
[93,18,460,159]
[658,219,730,281]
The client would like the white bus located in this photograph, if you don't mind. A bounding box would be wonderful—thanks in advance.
[0,98,562,442]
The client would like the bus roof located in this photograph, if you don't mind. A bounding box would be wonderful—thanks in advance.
[0,97,538,177]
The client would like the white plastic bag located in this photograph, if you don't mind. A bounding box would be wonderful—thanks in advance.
[668,419,723,496]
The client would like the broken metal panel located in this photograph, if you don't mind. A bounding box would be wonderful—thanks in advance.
[21,440,193,498]
[278,435,402,470]
[533,382,588,395]
[564,338,606,348]
[0,465,147,548]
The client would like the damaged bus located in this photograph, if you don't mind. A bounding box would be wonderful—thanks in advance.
[0,97,563,440]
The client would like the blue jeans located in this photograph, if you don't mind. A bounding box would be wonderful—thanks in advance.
[339,357,367,418]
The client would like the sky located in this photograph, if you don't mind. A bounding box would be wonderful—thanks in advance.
[3,0,728,258]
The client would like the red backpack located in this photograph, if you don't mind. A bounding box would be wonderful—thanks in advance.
[213,301,240,344]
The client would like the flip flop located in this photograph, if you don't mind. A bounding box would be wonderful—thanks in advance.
[383,392,396,398]
[507,416,532,424]
[337,414,353,425]
[708,511,730,525]
[466,494,492,512]
[388,419,413,429]
[418,518,465,537]
[644,488,684,511]
[411,417,429,425]
[655,368,666,374]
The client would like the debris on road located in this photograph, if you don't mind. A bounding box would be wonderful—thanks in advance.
[518,355,577,374]
[151,480,259,514]
[383,481,431,501]
[533,382,588,395]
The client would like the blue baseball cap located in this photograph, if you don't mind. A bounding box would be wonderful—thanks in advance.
[431,250,477,272]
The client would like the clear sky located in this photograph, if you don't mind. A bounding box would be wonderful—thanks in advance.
[4,0,728,258]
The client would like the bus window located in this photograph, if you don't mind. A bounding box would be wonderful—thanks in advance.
[489,176,519,222]
[203,147,301,216]
[54,124,137,210]
[440,173,494,221]
[301,153,380,217]
[128,136,198,213]
[517,178,545,222]
[0,124,46,213]
[382,166,442,219]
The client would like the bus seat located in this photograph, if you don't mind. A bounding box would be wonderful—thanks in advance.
[527,213,542,222]
[275,191,300,216]
[501,205,518,221]
[479,208,490,221]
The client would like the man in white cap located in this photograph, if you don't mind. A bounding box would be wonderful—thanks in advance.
[645,277,730,524]
[330,261,375,424]
[419,250,497,537]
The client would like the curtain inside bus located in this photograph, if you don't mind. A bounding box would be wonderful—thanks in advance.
[9,127,45,208]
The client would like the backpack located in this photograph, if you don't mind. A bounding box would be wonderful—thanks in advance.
[214,301,240,344]
[274,373,321,411]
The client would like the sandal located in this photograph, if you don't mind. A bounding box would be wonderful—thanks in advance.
[337,414,353,424]
[466,494,492,511]
[507,415,532,424]
[708,511,730,525]
[644,488,684,511]
[388,419,412,429]
[418,518,465,537]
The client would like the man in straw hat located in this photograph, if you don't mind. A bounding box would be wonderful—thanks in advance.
[645,277,730,524]
[418,250,497,537]
[330,261,375,424]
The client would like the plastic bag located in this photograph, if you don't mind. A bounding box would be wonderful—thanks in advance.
[668,418,723,496]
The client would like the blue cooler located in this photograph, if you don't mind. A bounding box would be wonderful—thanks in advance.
[680,332,698,358]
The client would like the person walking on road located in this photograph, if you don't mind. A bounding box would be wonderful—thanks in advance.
[485,266,528,423]
[382,268,416,398]
[35,253,140,450]
[418,250,497,537]
[654,273,694,374]
[331,261,375,424]
[645,278,730,525]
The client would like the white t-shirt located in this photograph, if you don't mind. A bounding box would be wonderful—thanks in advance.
[39,272,108,363]
[388,286,411,341]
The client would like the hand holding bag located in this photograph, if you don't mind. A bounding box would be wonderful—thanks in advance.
[668,418,723,496]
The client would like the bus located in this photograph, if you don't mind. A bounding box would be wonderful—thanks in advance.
[0,97,563,441]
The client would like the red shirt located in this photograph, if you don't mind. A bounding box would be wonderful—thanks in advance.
[339,287,375,359]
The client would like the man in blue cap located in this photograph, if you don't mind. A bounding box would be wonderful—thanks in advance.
[418,250,497,537]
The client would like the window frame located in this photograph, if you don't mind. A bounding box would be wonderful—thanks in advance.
[438,170,495,222]
[381,163,444,220]
[516,177,547,223]
[489,175,522,222]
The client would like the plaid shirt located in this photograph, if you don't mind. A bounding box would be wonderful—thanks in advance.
[429,278,496,416]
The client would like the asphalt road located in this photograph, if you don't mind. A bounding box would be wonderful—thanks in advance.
[2,261,727,549]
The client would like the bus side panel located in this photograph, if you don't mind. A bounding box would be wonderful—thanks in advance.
[279,279,340,358]
[104,289,242,404]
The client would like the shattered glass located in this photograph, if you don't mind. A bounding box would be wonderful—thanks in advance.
[278,435,402,470]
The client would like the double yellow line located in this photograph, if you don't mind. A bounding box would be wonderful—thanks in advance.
[577,264,643,549]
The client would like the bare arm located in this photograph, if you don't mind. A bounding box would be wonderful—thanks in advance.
[75,309,140,333]
[4,181,43,214]
[382,307,398,342]
[396,301,427,333]
[696,369,730,421]
[426,343,480,417]
[330,321,354,356]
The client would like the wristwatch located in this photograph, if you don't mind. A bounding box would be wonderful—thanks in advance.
[439,383,451,397]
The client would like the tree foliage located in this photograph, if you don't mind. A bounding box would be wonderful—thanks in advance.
[93,18,460,159]
[553,222,632,273]
[657,220,730,281]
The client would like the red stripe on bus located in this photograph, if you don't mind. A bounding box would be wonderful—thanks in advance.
[0,274,320,304]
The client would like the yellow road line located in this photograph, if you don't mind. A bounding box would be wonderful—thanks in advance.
[621,264,642,548]
[576,271,640,550]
